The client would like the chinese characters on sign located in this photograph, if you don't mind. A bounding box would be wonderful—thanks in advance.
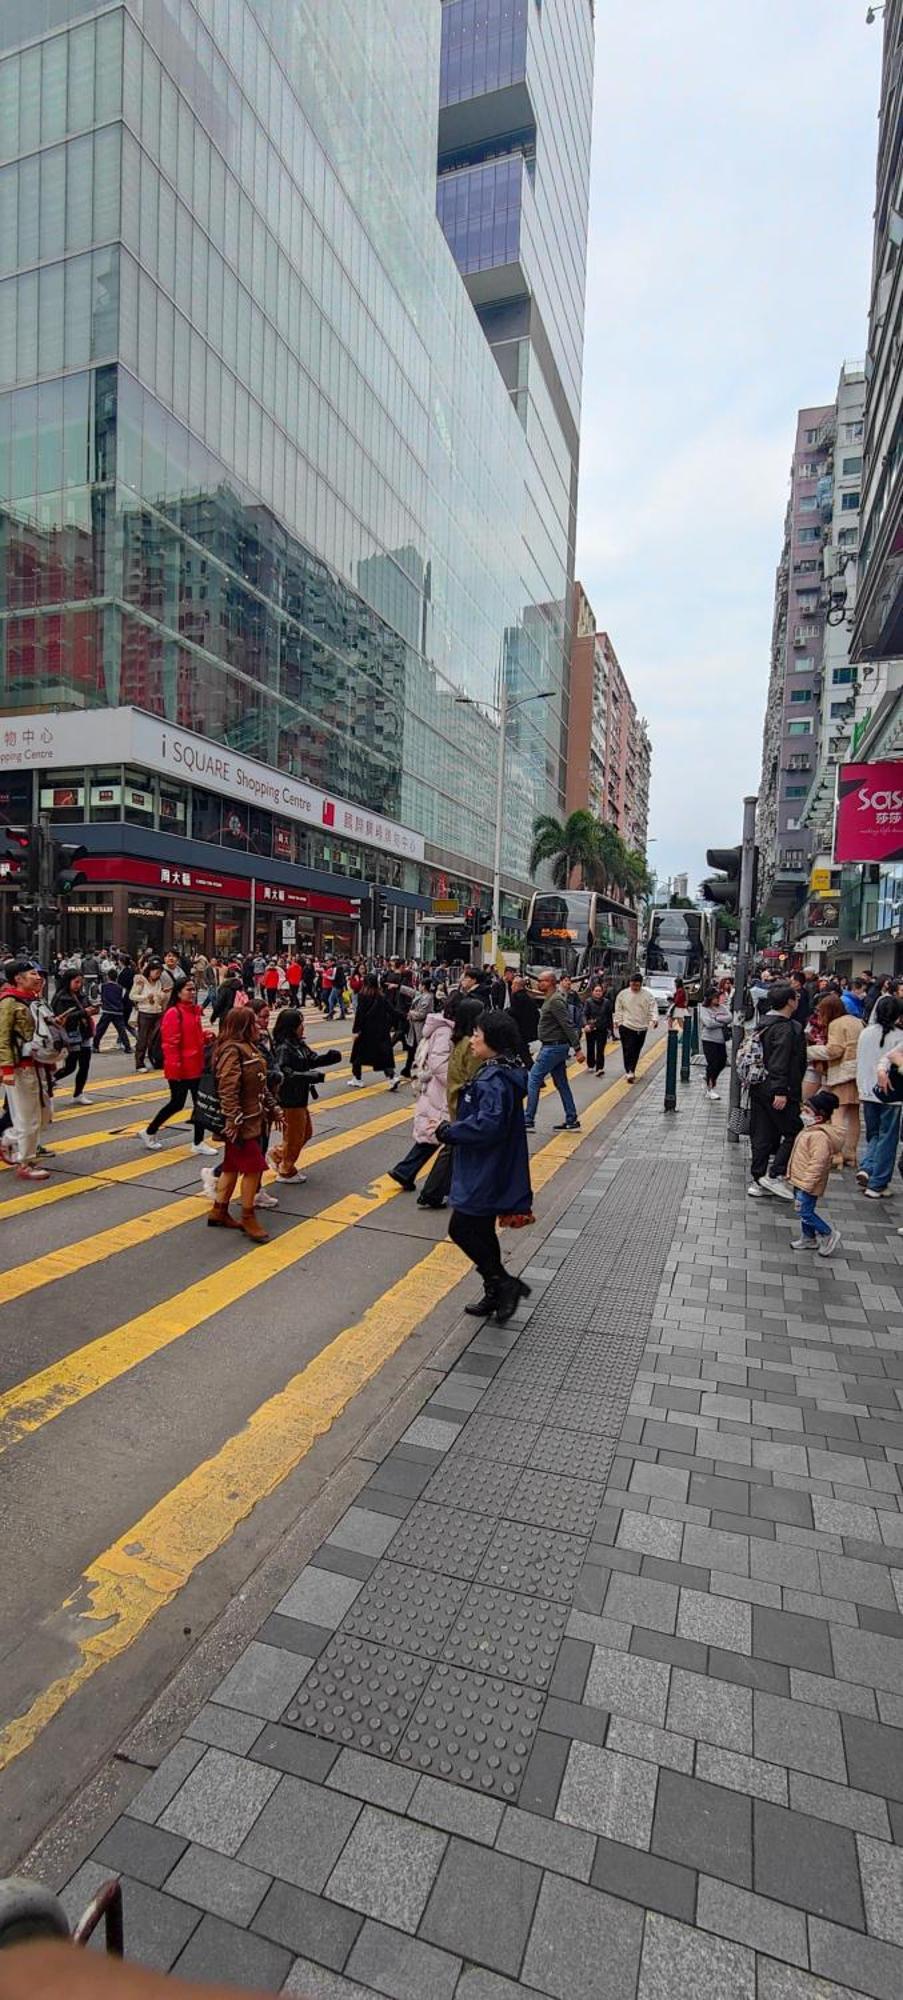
[835,762,903,864]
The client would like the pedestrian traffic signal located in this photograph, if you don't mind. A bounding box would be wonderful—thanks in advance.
[0,825,38,892]
[465,905,490,940]
[53,840,88,898]
[702,846,743,913]
[373,886,388,928]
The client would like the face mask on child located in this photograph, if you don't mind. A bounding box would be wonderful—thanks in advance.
[801,1109,817,1126]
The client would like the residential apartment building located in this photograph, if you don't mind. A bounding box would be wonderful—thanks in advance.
[852,0,903,669]
[758,404,834,940]
[564,581,608,819]
[0,0,595,959]
[564,589,651,856]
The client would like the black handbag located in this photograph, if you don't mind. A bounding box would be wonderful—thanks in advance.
[195,1064,227,1136]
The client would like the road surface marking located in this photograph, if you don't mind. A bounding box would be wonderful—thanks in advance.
[0,1040,664,1773]
[0,1080,408,1206]
[0,1097,415,1306]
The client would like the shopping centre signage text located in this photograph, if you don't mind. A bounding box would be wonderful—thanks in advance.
[835,761,903,865]
[0,709,424,864]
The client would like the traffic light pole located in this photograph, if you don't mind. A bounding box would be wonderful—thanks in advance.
[36,819,56,974]
[490,679,507,966]
[727,793,758,1144]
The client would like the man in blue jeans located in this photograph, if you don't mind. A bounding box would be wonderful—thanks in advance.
[525,969,585,1131]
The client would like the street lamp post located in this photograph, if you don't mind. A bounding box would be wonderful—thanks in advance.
[456,685,554,962]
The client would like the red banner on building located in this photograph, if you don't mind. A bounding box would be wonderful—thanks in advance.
[835,762,903,864]
[80,854,360,916]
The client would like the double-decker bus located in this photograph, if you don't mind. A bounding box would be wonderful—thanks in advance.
[525,890,637,986]
[644,907,715,995]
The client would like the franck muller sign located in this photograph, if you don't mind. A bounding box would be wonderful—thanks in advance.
[0,708,424,863]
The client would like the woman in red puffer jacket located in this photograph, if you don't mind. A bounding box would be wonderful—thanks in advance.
[141,977,217,1156]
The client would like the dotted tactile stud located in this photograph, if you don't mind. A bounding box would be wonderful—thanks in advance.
[385,1502,496,1581]
[343,1559,469,1658]
[441,1584,568,1689]
[479,1520,588,1603]
[282,1635,431,1757]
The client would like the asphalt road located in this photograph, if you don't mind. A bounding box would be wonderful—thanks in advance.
[0,1010,664,1869]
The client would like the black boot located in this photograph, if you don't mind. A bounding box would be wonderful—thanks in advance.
[464,1278,500,1317]
[494,1274,531,1324]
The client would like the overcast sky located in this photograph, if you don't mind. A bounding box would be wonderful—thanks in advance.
[576,0,882,898]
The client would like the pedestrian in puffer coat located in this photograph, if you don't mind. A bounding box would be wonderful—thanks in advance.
[389,1009,453,1190]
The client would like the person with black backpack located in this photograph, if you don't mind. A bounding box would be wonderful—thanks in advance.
[746,981,807,1201]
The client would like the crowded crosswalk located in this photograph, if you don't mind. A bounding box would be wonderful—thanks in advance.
[0,1012,662,1865]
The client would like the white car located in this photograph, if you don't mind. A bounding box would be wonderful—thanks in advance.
[647,975,675,1014]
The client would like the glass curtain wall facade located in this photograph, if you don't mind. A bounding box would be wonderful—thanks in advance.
[437,0,596,852]
[0,0,594,907]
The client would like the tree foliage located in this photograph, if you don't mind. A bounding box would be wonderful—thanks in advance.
[530,814,652,905]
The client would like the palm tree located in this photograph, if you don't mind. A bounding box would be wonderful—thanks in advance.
[623,848,654,901]
[530,810,601,888]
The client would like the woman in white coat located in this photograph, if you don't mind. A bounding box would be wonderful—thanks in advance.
[388,1005,454,1191]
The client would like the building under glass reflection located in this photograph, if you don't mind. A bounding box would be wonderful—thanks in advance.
[0,0,595,957]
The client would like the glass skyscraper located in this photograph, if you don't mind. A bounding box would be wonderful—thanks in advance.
[0,0,595,958]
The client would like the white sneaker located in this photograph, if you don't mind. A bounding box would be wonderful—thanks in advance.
[192,1140,219,1156]
[71,1094,91,1107]
[255,1190,279,1208]
[706,1089,721,1101]
[760,1174,794,1202]
[142,1131,163,1150]
[348,1077,365,1089]
[790,1234,817,1249]
[864,1187,893,1199]
[141,1061,154,1072]
[747,1181,766,1198]
[387,1077,400,1091]
[817,1227,841,1257]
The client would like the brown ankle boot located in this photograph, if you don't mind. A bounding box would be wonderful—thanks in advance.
[241,1207,269,1243]
[207,1202,240,1229]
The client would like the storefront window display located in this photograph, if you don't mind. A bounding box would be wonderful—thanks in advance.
[173,898,206,957]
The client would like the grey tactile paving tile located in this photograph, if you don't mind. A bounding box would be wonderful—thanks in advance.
[341,1560,469,1659]
[382,1502,496,1580]
[478,1520,589,1602]
[528,1426,619,1482]
[396,1664,544,1798]
[283,1636,431,1758]
[441,1584,569,1689]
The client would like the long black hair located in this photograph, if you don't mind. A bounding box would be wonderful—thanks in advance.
[273,1006,303,1046]
[447,995,483,1043]
[874,994,902,1046]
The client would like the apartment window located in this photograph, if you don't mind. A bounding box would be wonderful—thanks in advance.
[794,657,815,671]
[843,421,864,442]
[785,785,808,798]
[794,559,818,573]
[841,491,860,511]
[804,428,818,444]
[798,527,821,544]
[832,667,855,684]
[785,817,802,831]
[789,689,812,704]
[799,495,818,511]
[798,461,819,477]
[830,701,850,719]
[842,455,862,475]
[788,721,811,736]
[839,527,858,547]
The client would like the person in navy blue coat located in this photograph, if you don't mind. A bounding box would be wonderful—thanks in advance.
[437,1009,534,1325]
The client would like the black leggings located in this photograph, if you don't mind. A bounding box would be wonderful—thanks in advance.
[147,1078,204,1144]
[57,1046,91,1095]
[449,1208,504,1283]
[703,1040,728,1088]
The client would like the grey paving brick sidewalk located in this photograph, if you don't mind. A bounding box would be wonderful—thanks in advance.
[60,1076,903,1997]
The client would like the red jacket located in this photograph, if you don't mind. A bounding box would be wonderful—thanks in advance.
[160,1000,207,1080]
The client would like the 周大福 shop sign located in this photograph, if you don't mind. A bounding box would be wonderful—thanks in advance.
[0,708,424,863]
[835,761,903,864]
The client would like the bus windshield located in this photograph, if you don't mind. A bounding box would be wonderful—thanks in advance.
[646,909,706,984]
[526,891,637,983]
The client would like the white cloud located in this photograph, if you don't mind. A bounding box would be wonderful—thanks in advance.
[576,0,881,895]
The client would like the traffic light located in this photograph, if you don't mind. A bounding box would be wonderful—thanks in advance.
[373,886,388,929]
[53,839,88,899]
[465,904,487,941]
[0,826,38,893]
[702,846,742,913]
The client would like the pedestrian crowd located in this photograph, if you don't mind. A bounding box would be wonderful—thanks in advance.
[740,963,903,1259]
[0,933,665,1319]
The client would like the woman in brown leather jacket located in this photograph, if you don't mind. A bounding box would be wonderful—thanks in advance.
[209,1008,280,1242]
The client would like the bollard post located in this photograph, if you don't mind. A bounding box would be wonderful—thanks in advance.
[690,1006,699,1057]
[680,1012,692,1083]
[664,1020,679,1111]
